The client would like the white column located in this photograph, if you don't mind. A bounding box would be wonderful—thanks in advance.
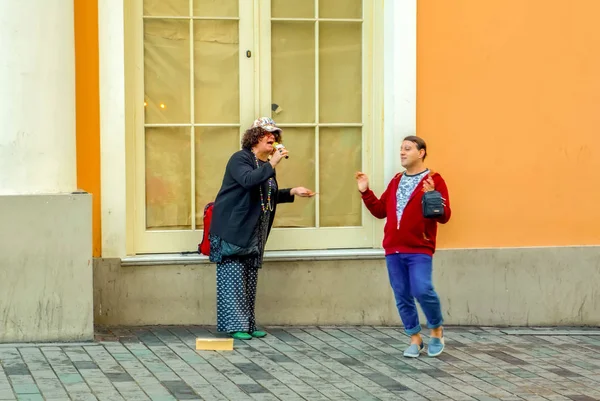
[0,1,77,195]
[99,0,128,257]
[383,0,416,183]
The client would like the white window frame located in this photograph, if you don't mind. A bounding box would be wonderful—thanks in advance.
[98,0,416,258]
[129,0,256,253]
[258,0,379,251]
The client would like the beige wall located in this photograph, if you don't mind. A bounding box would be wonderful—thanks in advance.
[94,246,600,327]
[0,194,93,342]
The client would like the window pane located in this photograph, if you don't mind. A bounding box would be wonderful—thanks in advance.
[272,22,315,124]
[319,0,362,19]
[195,127,240,227]
[146,127,191,230]
[144,0,189,16]
[319,22,361,123]
[194,20,239,124]
[319,127,361,227]
[272,0,314,18]
[194,0,238,17]
[144,20,191,124]
[273,128,316,228]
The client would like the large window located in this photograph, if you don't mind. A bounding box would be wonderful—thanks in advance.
[131,0,380,253]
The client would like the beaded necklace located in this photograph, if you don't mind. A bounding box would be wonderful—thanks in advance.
[253,153,274,212]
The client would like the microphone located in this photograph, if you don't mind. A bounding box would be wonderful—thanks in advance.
[274,142,289,159]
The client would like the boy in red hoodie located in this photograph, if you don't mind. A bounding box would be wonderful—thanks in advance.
[356,136,451,357]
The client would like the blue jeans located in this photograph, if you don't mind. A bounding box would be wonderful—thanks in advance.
[386,253,443,335]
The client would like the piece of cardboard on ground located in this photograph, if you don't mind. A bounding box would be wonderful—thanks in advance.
[196,337,234,351]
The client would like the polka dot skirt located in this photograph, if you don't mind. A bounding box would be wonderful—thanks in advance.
[216,258,259,333]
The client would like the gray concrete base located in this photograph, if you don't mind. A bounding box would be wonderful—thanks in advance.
[0,193,93,342]
[94,246,600,327]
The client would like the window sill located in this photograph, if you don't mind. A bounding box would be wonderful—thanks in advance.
[120,248,385,266]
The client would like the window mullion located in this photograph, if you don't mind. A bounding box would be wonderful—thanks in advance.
[314,0,321,229]
[189,0,196,230]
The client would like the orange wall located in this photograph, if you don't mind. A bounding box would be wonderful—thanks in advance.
[418,0,600,248]
[75,0,101,256]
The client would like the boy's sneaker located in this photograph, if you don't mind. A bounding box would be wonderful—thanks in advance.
[403,342,424,358]
[427,329,445,357]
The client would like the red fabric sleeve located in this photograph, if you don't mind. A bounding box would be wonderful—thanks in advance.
[432,174,451,224]
[360,179,395,220]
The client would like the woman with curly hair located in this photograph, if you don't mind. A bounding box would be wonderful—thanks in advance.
[209,117,315,340]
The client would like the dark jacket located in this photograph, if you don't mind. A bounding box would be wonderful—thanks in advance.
[210,148,294,247]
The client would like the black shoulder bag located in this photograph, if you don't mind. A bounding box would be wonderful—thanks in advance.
[422,190,445,219]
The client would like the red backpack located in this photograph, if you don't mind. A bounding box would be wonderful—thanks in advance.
[198,202,214,256]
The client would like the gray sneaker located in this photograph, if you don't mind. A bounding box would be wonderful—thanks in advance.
[403,342,424,358]
[427,329,445,357]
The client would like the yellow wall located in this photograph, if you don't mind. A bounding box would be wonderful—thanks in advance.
[418,0,600,248]
[75,0,101,256]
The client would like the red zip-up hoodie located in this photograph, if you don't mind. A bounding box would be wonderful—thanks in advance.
[360,171,451,256]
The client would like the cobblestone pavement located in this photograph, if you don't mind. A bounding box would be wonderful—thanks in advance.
[0,326,599,400]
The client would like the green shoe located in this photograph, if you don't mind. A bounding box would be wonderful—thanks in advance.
[250,330,267,338]
[230,332,252,340]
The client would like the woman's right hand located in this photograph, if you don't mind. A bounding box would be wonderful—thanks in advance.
[269,146,288,167]
[355,171,369,192]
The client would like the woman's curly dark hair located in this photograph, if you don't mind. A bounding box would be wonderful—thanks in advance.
[241,127,282,150]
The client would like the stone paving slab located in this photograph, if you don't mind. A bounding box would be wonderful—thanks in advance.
[0,327,599,400]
